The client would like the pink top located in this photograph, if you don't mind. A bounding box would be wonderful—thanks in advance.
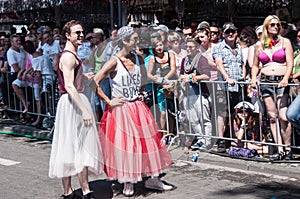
[258,40,286,65]
[57,50,84,94]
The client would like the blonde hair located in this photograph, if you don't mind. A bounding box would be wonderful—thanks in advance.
[167,31,181,42]
[261,15,282,47]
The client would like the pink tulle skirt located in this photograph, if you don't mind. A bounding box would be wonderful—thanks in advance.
[99,100,172,183]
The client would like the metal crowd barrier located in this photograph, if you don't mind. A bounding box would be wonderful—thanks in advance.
[1,71,300,159]
[145,79,300,156]
[1,72,58,132]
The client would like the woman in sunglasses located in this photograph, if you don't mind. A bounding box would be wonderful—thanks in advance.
[251,15,294,160]
[93,26,173,197]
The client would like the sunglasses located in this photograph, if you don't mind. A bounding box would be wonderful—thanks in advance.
[211,31,219,35]
[73,31,84,36]
[224,29,236,34]
[270,23,280,28]
[186,45,196,49]
[184,33,193,36]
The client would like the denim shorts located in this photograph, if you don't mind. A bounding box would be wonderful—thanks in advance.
[260,80,290,98]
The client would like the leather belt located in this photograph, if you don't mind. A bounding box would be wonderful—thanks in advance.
[261,74,284,82]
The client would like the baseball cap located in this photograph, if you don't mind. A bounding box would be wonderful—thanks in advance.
[223,22,238,32]
[255,25,263,35]
[117,26,134,41]
[93,28,104,35]
[153,24,169,33]
[234,101,256,113]
[197,21,210,30]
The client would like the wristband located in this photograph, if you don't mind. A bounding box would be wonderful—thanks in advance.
[109,101,112,107]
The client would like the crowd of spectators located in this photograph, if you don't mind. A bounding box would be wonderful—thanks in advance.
[1,16,300,161]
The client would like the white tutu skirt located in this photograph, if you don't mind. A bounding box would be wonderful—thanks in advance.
[99,100,172,183]
[49,93,104,178]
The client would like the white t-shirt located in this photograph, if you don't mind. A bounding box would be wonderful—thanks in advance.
[41,40,61,68]
[33,54,54,79]
[7,47,26,73]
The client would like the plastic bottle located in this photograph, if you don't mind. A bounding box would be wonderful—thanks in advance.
[191,152,200,162]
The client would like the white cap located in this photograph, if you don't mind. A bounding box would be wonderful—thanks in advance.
[93,28,104,35]
[153,24,169,33]
[234,101,258,113]
[255,25,263,35]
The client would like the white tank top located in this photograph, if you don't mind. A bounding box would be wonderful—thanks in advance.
[110,57,141,101]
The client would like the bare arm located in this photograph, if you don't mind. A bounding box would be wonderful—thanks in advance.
[147,56,157,81]
[60,52,89,115]
[277,38,294,88]
[93,56,118,105]
[89,48,96,71]
[250,43,261,87]
[164,52,176,80]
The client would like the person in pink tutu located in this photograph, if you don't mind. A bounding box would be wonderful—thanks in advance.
[49,20,103,199]
[92,26,173,197]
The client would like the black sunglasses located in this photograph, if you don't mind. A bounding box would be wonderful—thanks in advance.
[211,31,219,35]
[73,31,84,36]
[184,33,193,36]
[270,23,280,28]
[224,29,236,34]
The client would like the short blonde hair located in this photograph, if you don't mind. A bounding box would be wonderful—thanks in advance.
[167,31,181,42]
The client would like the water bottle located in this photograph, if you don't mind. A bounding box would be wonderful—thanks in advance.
[156,68,163,83]
[191,152,200,162]
[156,68,161,77]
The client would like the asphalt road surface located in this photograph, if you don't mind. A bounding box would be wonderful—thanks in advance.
[1,134,300,199]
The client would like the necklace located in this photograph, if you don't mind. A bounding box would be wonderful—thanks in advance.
[264,36,279,48]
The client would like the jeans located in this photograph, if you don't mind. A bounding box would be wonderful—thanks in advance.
[286,94,300,130]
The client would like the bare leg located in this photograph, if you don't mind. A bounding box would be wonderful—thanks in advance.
[277,94,292,151]
[160,111,166,132]
[264,96,284,153]
[12,84,27,111]
[62,176,73,196]
[77,167,91,195]
[32,100,41,126]
[217,115,225,137]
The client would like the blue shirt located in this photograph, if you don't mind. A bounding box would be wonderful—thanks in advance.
[212,40,243,92]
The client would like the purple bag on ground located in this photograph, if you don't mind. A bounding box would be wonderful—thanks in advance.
[228,147,259,158]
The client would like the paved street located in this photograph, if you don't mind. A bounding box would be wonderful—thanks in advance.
[1,131,300,199]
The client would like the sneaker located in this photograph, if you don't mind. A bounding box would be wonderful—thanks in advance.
[190,141,205,150]
[145,177,173,191]
[82,191,95,199]
[270,151,285,161]
[61,191,81,199]
[217,140,226,153]
[123,182,134,197]
[285,150,294,160]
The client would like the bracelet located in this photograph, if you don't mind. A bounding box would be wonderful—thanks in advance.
[109,101,112,107]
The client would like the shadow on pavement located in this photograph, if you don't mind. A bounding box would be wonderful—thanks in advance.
[73,175,176,199]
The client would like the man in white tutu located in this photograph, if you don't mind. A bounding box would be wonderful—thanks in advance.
[49,20,103,199]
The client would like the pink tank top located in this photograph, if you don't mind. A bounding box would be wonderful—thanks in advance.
[258,40,286,65]
[57,50,84,94]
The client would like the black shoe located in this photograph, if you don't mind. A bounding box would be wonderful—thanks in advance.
[270,151,285,161]
[217,140,226,153]
[82,191,95,199]
[285,150,294,160]
[62,191,81,199]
